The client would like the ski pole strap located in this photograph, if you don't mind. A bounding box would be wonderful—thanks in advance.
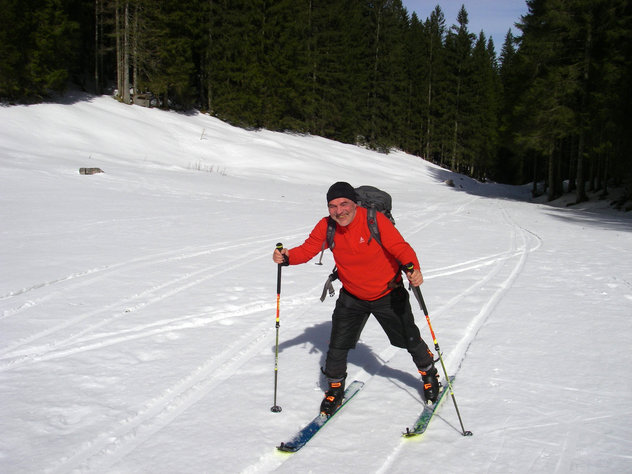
[320,268,338,302]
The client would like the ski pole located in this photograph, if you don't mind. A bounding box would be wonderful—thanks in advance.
[271,242,287,413]
[405,263,473,436]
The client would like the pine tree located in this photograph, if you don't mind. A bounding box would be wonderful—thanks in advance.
[364,0,409,150]
[443,5,475,172]
[514,0,577,200]
[260,0,310,131]
[206,0,266,126]
[496,29,525,184]
[423,6,447,162]
[0,0,79,101]
[401,11,427,155]
[511,0,632,202]
[466,32,500,180]
[303,0,364,141]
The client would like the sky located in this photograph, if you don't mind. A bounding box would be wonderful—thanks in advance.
[402,0,529,48]
[0,94,631,472]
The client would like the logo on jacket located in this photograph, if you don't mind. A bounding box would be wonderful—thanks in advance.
[359,237,365,244]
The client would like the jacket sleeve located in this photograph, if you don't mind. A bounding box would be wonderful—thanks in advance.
[376,212,421,270]
[288,217,329,265]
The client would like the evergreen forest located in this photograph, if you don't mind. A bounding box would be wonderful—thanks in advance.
[1,0,630,204]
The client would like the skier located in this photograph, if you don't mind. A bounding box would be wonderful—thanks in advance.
[272,181,439,416]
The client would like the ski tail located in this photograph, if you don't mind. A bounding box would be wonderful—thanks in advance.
[277,380,364,453]
[403,376,455,438]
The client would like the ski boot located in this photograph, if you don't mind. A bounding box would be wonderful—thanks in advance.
[419,365,440,404]
[320,376,345,417]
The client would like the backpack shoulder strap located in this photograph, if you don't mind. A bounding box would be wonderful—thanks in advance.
[318,217,338,301]
[326,216,336,250]
[366,207,382,247]
[316,217,337,266]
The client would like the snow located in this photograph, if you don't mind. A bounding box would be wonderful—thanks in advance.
[1,93,631,473]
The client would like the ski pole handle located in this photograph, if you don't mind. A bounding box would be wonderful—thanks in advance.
[276,242,283,295]
[405,263,429,315]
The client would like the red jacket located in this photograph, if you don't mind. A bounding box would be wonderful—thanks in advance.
[288,207,420,301]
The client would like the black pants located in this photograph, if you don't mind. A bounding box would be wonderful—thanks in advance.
[323,286,434,379]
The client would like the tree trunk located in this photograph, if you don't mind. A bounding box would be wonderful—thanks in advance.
[425,34,434,159]
[576,130,587,202]
[122,0,130,104]
[575,15,592,203]
[132,1,138,100]
[206,0,214,113]
[370,5,382,143]
[568,135,577,193]
[532,153,538,197]
[451,116,459,171]
[94,0,102,94]
[547,142,556,201]
[115,0,121,97]
[451,76,461,171]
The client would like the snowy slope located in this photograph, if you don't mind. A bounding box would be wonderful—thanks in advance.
[1,94,631,473]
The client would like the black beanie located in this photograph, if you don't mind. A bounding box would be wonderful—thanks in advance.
[327,182,356,203]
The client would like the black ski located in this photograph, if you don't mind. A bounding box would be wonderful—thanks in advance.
[277,380,364,453]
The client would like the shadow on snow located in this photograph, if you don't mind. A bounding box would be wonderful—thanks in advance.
[276,321,423,396]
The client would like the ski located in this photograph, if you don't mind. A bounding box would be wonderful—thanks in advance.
[403,376,455,438]
[277,380,364,453]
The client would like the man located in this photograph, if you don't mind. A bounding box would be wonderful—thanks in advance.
[273,182,439,416]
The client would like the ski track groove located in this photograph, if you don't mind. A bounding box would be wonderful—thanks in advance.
[44,278,332,473]
[399,196,480,236]
[373,201,542,473]
[445,203,541,371]
[0,250,262,368]
[0,226,311,319]
[0,229,311,363]
[46,309,274,474]
[0,285,325,373]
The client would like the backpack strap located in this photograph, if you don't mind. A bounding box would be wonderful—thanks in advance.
[318,217,338,299]
[316,217,337,265]
[320,267,338,301]
[326,217,336,249]
[365,208,404,290]
[365,207,382,247]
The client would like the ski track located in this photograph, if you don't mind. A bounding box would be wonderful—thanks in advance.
[44,274,331,474]
[399,195,479,236]
[375,201,542,473]
[0,227,312,366]
[0,226,310,317]
[45,308,273,473]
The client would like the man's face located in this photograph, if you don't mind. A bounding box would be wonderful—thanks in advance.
[328,198,357,227]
